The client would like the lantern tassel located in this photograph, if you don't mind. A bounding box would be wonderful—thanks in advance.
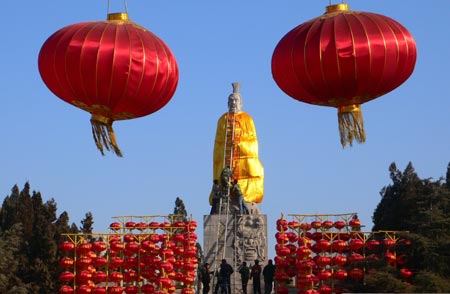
[91,115,123,157]
[338,104,366,148]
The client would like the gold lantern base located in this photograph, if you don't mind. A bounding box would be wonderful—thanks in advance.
[91,115,123,157]
[337,104,366,148]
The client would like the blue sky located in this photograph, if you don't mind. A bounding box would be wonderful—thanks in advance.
[1,0,450,258]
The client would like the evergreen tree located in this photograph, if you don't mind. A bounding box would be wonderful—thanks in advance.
[371,162,450,292]
[0,182,82,293]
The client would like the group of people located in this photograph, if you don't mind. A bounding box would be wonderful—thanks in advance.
[199,259,276,294]
[210,167,250,215]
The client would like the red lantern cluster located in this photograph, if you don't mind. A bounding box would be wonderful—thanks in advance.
[58,218,198,294]
[274,214,411,294]
[39,11,179,157]
[271,3,416,147]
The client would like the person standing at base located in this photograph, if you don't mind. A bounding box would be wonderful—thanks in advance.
[219,259,234,294]
[199,263,213,294]
[238,261,250,294]
[250,259,262,294]
[263,259,276,294]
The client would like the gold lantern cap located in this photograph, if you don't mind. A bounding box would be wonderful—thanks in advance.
[326,3,349,13]
[107,12,129,21]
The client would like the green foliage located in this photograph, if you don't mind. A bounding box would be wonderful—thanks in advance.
[0,182,82,293]
[371,162,450,292]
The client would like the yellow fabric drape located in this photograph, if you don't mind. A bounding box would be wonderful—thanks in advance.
[211,111,264,204]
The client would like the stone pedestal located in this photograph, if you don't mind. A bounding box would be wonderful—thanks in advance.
[203,214,268,294]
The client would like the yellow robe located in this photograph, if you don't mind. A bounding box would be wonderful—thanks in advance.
[211,111,264,204]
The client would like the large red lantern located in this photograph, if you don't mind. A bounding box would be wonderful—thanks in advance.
[272,3,416,147]
[38,11,179,156]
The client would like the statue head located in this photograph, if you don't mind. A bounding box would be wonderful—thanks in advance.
[228,82,243,113]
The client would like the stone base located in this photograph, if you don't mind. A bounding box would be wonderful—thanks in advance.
[203,214,268,294]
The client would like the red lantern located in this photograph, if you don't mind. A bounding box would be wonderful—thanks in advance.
[315,256,331,267]
[59,285,74,294]
[349,253,364,263]
[333,221,346,230]
[59,271,74,283]
[321,220,333,229]
[349,218,361,228]
[92,271,107,283]
[125,285,139,294]
[125,221,136,229]
[38,11,179,156]
[315,239,330,252]
[365,239,380,250]
[109,271,123,282]
[288,221,300,230]
[349,239,364,251]
[300,222,312,231]
[316,270,332,281]
[77,242,93,255]
[333,269,348,281]
[317,285,332,294]
[77,285,92,294]
[59,257,74,268]
[107,286,123,294]
[92,256,107,268]
[332,240,348,252]
[271,3,416,147]
[399,268,413,279]
[349,268,364,280]
[310,221,322,229]
[60,241,75,253]
[276,218,289,231]
[109,222,122,231]
[332,255,347,266]
[92,241,107,252]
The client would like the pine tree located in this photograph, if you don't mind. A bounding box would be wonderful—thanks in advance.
[0,182,82,293]
[371,162,450,292]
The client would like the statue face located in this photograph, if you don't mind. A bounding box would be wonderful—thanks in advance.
[228,94,242,113]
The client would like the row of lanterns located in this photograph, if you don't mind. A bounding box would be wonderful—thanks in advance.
[58,219,198,294]
[38,2,416,156]
[274,215,413,294]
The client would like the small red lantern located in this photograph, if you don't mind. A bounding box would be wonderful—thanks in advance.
[318,285,332,294]
[92,241,107,252]
[349,253,364,263]
[38,11,179,156]
[349,268,364,280]
[110,241,125,252]
[317,270,332,281]
[315,239,331,252]
[59,285,74,294]
[384,239,396,248]
[92,256,107,268]
[288,221,300,230]
[109,256,124,269]
[332,255,347,266]
[125,221,136,229]
[276,218,289,231]
[60,241,75,253]
[59,271,74,283]
[300,222,312,231]
[385,252,397,266]
[310,221,322,229]
[349,218,361,228]
[77,285,92,294]
[92,271,107,283]
[124,270,139,282]
[107,286,123,293]
[333,221,346,230]
[77,242,93,255]
[321,220,334,229]
[109,222,122,231]
[109,271,123,282]
[59,257,74,268]
[332,240,348,252]
[333,269,348,281]
[315,255,331,267]
[399,268,413,279]
[76,256,93,269]
[349,239,364,251]
[272,3,416,147]
[366,239,380,250]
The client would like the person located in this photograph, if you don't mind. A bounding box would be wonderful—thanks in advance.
[199,263,213,294]
[250,259,262,294]
[218,259,234,294]
[231,179,249,214]
[210,179,221,214]
[262,259,276,294]
[238,261,250,294]
[212,82,264,206]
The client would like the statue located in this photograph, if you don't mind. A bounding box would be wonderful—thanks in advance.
[209,82,264,212]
